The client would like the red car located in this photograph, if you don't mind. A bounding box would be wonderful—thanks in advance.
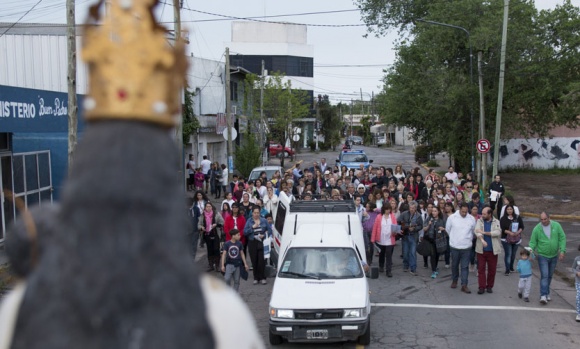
[268,142,294,158]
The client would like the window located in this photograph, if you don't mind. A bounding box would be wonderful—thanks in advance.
[278,247,363,279]
[274,202,287,236]
[230,81,238,101]
[341,154,368,162]
[299,59,309,77]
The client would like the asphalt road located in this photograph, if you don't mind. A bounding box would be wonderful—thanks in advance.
[209,144,580,349]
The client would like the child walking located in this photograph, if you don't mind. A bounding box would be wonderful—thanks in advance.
[573,244,580,322]
[194,168,205,191]
[517,248,534,302]
[220,229,248,292]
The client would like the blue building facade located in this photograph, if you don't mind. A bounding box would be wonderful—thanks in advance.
[0,84,85,241]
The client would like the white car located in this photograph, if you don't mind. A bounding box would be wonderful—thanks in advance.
[248,165,283,182]
[269,197,371,345]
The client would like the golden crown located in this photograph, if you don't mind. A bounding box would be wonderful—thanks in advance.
[81,0,187,127]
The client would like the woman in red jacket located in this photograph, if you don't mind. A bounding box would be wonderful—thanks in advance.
[224,202,247,253]
[371,204,398,278]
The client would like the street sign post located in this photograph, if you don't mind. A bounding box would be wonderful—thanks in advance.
[477,139,491,153]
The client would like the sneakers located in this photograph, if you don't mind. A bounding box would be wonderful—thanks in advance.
[576,315,580,322]
[486,287,493,293]
[518,292,522,299]
[386,271,393,278]
[253,280,258,285]
[409,271,417,276]
[445,264,450,269]
[478,288,485,295]
[524,297,529,302]
[504,271,510,276]
[261,279,267,285]
[431,272,437,279]
[379,267,385,273]
[547,295,552,301]
[403,268,409,273]
[540,295,547,304]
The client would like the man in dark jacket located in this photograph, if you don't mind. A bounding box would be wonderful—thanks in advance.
[488,175,505,217]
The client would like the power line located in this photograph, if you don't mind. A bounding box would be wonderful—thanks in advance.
[0,0,44,38]
[161,1,366,27]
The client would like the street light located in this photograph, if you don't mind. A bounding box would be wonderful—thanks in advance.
[416,18,475,175]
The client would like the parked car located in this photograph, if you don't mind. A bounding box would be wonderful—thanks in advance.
[248,165,283,182]
[347,136,363,145]
[269,142,294,158]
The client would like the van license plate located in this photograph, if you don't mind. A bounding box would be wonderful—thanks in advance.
[306,329,328,340]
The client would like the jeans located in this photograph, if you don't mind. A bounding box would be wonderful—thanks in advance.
[451,247,471,286]
[537,254,558,297]
[224,264,241,292]
[576,282,580,315]
[402,234,417,272]
[444,235,451,265]
[501,241,519,271]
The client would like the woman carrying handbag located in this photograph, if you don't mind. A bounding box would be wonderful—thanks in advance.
[198,202,224,272]
[422,206,447,279]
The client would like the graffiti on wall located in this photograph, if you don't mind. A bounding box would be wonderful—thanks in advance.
[498,138,580,169]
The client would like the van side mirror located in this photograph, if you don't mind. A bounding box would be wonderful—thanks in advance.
[369,159,374,163]
[335,158,340,163]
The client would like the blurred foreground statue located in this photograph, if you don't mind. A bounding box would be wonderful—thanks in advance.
[0,1,264,348]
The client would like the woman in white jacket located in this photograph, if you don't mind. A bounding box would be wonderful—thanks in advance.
[263,186,279,218]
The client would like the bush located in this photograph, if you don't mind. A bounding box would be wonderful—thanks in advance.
[415,145,431,163]
[426,159,439,167]
[307,140,316,151]
[319,141,331,151]
[233,133,262,178]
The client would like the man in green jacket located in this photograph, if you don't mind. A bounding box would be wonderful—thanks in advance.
[529,212,566,305]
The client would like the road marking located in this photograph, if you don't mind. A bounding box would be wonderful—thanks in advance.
[371,303,576,313]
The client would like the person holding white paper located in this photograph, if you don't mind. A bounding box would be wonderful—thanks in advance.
[488,175,505,217]
[500,205,525,275]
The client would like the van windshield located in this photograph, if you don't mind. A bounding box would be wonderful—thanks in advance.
[278,247,363,279]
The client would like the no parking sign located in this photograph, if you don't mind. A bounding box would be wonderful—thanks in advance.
[477,139,491,153]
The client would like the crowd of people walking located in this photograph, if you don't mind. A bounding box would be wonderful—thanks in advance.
[186,154,578,321]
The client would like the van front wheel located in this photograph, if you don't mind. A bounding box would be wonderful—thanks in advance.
[357,319,371,345]
[269,331,283,345]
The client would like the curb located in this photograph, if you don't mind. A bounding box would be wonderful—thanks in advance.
[520,212,580,221]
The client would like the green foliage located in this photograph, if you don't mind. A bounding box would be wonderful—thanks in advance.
[233,132,262,178]
[414,145,432,163]
[359,116,373,145]
[362,0,580,172]
[317,95,343,151]
[182,87,200,145]
[262,73,310,168]
[307,140,316,151]
[426,159,439,167]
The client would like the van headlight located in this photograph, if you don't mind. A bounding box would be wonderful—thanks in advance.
[343,308,366,318]
[270,308,294,319]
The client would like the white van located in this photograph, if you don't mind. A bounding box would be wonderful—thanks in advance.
[268,197,371,345]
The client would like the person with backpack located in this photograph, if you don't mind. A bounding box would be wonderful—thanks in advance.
[500,204,524,276]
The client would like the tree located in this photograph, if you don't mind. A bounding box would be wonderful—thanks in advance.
[317,95,342,150]
[234,130,262,178]
[182,87,200,145]
[262,73,310,167]
[360,0,580,171]
[359,116,373,145]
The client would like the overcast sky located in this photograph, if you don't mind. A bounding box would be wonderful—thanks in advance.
[2,0,577,103]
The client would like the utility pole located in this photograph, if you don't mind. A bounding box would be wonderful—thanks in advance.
[225,47,233,182]
[173,0,184,187]
[350,99,353,138]
[315,95,320,151]
[260,59,265,165]
[492,0,510,177]
[478,51,487,190]
[360,88,364,115]
[66,0,77,174]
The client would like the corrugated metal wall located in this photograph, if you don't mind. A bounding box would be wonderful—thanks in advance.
[0,34,88,94]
